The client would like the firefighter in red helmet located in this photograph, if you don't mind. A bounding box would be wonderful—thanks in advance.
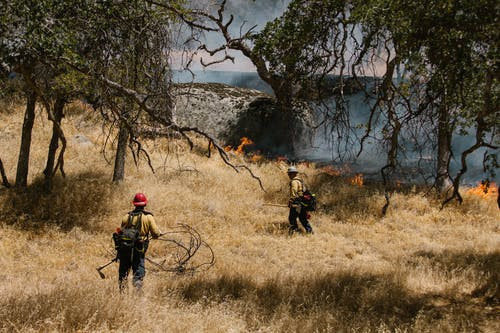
[113,193,162,292]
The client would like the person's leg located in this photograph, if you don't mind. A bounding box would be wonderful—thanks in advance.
[132,251,145,290]
[118,249,132,292]
[298,207,313,233]
[288,207,299,233]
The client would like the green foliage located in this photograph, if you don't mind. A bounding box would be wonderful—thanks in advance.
[1,0,183,97]
[253,0,350,82]
[250,0,498,193]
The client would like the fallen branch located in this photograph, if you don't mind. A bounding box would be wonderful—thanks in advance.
[149,224,215,274]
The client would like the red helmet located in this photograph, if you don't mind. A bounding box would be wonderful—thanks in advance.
[132,193,147,206]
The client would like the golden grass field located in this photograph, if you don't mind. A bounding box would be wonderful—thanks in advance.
[0,101,498,332]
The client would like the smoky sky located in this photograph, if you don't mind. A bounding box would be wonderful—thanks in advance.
[176,0,291,71]
[173,2,498,184]
[224,0,291,29]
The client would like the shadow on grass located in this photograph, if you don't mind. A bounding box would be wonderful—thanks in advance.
[408,250,500,305]
[261,220,290,235]
[178,250,499,330]
[309,173,382,219]
[179,272,423,330]
[0,171,116,232]
[0,284,126,332]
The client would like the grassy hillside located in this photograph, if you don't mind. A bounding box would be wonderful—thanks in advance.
[0,102,498,332]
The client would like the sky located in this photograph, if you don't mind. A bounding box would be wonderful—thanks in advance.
[172,0,291,72]
[171,2,497,183]
[172,0,388,76]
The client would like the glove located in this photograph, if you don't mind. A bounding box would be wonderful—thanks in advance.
[112,232,121,250]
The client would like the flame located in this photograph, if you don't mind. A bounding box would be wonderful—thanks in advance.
[251,154,263,162]
[350,174,364,187]
[224,137,254,154]
[321,165,342,176]
[235,137,253,154]
[298,161,311,168]
[466,181,498,198]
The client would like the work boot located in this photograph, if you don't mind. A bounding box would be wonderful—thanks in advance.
[119,278,128,293]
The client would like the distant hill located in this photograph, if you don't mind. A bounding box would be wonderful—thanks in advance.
[173,70,376,99]
[173,70,274,95]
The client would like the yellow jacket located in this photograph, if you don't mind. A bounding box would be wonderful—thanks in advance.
[289,176,304,205]
[121,210,162,239]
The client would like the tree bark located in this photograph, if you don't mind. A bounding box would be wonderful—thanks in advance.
[15,91,37,188]
[43,95,66,192]
[0,158,11,188]
[436,104,452,192]
[112,120,129,182]
[273,82,296,159]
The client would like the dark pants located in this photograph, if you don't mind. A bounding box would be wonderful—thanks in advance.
[118,248,145,291]
[289,206,313,233]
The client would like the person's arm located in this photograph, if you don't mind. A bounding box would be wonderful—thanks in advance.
[290,179,303,199]
[147,215,162,239]
[289,179,302,206]
[120,215,128,229]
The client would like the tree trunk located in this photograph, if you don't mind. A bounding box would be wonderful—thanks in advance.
[15,91,37,188]
[0,158,11,188]
[112,120,129,182]
[43,95,66,192]
[436,104,452,192]
[274,83,296,159]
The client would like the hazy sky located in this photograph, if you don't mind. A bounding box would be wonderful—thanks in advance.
[174,0,388,75]
[173,0,291,72]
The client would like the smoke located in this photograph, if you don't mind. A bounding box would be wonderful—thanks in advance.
[175,70,498,184]
[173,69,273,93]
[224,0,291,29]
[171,1,498,184]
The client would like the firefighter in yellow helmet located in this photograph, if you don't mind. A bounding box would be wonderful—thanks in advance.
[287,166,313,234]
[113,193,162,292]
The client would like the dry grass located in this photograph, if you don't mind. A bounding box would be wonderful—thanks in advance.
[0,102,499,332]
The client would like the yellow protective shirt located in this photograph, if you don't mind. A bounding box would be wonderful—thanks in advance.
[120,210,162,239]
[289,176,304,204]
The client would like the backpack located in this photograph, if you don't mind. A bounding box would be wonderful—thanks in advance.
[113,212,145,254]
[302,189,317,211]
[299,180,317,212]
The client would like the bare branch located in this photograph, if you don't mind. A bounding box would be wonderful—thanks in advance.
[200,54,235,67]
[146,0,219,32]
[442,70,498,207]
[235,164,266,192]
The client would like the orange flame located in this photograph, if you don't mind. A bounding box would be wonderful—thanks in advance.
[298,161,311,168]
[235,137,253,154]
[350,174,364,187]
[321,165,342,176]
[251,154,263,162]
[224,137,254,154]
[466,181,498,198]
